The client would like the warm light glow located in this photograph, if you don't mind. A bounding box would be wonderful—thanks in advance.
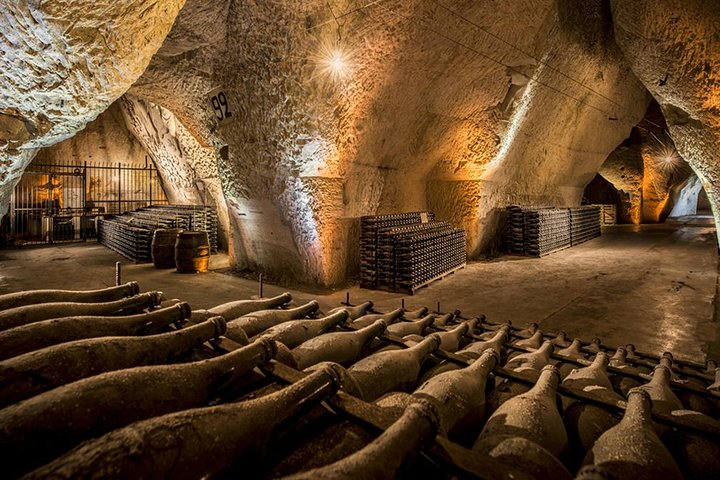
[314,41,354,82]
[650,134,681,173]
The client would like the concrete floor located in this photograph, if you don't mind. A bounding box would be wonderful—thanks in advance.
[1,223,718,363]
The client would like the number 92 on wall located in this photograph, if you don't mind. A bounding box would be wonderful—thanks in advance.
[207,87,235,125]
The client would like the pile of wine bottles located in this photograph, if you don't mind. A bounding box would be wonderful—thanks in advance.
[570,206,602,246]
[360,212,466,293]
[98,204,218,262]
[505,205,602,257]
[97,217,154,261]
[1,284,718,479]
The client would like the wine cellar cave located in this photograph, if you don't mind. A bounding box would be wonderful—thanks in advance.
[1,1,720,479]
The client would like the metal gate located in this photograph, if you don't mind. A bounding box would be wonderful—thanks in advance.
[7,159,168,245]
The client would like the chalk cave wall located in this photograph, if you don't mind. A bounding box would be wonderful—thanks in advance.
[128,0,651,284]
[32,102,148,168]
[2,0,720,286]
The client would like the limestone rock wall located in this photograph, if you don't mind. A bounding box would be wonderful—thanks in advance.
[597,101,694,224]
[32,102,148,167]
[611,0,720,231]
[0,0,186,215]
[119,95,230,248]
[669,174,704,218]
[125,0,649,284]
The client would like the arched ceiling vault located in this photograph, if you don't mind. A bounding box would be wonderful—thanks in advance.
[1,0,718,286]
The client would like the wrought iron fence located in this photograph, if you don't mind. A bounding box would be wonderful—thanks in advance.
[5,159,168,245]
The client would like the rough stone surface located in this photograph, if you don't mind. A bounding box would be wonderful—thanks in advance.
[611,0,720,231]
[0,0,186,214]
[32,102,148,168]
[127,0,649,284]
[669,174,704,218]
[597,102,695,224]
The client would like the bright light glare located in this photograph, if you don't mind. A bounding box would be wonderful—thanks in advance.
[315,42,353,82]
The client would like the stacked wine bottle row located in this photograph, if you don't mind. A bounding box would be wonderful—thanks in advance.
[505,205,602,257]
[97,217,153,261]
[2,285,718,479]
[524,208,573,256]
[503,205,554,254]
[360,211,436,288]
[570,206,602,246]
[361,214,466,293]
[98,204,218,262]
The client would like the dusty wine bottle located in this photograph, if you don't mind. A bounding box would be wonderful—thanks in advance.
[435,322,469,352]
[0,317,226,407]
[608,347,642,396]
[0,302,192,361]
[352,307,404,328]
[417,325,509,383]
[402,306,429,319]
[0,291,163,332]
[251,309,349,349]
[23,364,344,480]
[561,352,613,407]
[191,292,292,321]
[0,337,278,478]
[663,409,720,479]
[477,365,568,457]
[348,334,441,401]
[552,331,569,347]
[472,435,573,480]
[556,338,588,378]
[224,300,320,339]
[282,401,439,480]
[431,312,456,327]
[386,314,435,337]
[0,281,140,311]
[513,329,544,349]
[583,389,683,480]
[327,300,373,319]
[291,319,387,370]
[561,353,624,468]
[414,349,499,441]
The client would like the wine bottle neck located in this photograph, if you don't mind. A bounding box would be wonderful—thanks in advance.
[408,334,441,359]
[263,292,293,308]
[535,340,554,358]
[357,320,387,341]
[383,308,404,322]
[650,365,672,386]
[467,350,498,376]
[288,301,320,317]
[318,310,349,329]
[610,347,627,365]
[532,366,560,396]
[623,390,654,427]
[206,337,276,372]
[590,352,609,373]
[350,301,373,316]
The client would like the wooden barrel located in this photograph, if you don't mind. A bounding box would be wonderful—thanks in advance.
[152,229,181,269]
[175,231,210,273]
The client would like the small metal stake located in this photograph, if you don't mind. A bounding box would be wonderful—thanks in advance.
[115,262,121,286]
[401,298,405,309]
[345,292,350,306]
[437,301,441,314]
[258,273,263,298]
